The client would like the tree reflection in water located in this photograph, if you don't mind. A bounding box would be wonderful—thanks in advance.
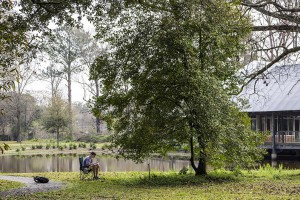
[0,154,190,173]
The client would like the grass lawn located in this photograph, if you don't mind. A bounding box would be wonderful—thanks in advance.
[1,165,300,200]
[0,180,25,192]
[1,140,111,156]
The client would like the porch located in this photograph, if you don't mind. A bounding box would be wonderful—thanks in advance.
[250,112,300,152]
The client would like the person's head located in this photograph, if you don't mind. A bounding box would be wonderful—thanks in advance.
[90,152,96,158]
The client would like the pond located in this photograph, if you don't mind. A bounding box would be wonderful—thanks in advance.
[0,154,190,173]
[1,154,300,173]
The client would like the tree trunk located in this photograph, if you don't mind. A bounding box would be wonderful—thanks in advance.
[189,135,207,176]
[95,79,101,133]
[197,136,207,175]
[16,99,21,143]
[57,127,59,147]
[67,64,73,138]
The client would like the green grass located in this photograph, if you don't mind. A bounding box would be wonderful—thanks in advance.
[0,180,25,192]
[1,140,111,156]
[2,167,300,199]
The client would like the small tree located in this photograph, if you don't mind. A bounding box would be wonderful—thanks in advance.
[0,143,9,154]
[42,96,69,147]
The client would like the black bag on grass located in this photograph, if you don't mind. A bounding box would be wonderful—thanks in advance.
[34,176,49,183]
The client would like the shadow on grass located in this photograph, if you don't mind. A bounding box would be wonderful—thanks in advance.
[114,171,241,188]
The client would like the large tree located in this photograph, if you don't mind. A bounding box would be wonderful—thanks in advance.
[46,26,94,137]
[90,0,266,175]
[0,0,28,100]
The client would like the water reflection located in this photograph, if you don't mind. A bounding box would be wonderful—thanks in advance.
[0,155,190,173]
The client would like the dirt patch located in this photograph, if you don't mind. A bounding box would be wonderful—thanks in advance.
[0,175,66,198]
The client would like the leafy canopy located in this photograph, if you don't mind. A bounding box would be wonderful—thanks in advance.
[90,0,266,171]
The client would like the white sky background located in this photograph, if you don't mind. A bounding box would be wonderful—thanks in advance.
[26,18,96,104]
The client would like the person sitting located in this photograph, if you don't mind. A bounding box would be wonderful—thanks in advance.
[83,152,100,180]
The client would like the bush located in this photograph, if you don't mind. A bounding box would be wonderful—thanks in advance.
[36,145,43,149]
[73,144,77,149]
[52,145,56,149]
[64,144,67,149]
[31,145,36,150]
[59,146,64,151]
[92,144,96,150]
[46,144,51,150]
[77,135,111,143]
[179,166,189,175]
[16,148,20,152]
[21,146,26,151]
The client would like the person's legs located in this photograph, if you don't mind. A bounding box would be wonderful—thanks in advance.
[91,165,100,179]
[95,165,99,177]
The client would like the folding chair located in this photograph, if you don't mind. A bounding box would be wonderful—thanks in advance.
[79,157,93,180]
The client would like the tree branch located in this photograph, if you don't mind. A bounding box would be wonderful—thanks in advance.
[253,25,300,32]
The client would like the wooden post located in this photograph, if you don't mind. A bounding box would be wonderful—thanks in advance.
[148,163,150,180]
[271,113,277,160]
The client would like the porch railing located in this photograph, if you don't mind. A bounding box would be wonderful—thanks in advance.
[266,131,300,143]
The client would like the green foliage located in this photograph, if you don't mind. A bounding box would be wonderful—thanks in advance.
[179,166,189,175]
[46,144,51,149]
[77,135,111,143]
[15,148,20,152]
[31,145,36,150]
[21,146,26,151]
[256,164,284,180]
[90,0,264,174]
[0,143,10,154]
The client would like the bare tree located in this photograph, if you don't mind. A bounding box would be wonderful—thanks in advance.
[46,26,94,138]
[242,0,300,84]
[77,40,104,133]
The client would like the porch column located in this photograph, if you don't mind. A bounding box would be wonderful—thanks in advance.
[256,115,261,131]
[271,113,277,160]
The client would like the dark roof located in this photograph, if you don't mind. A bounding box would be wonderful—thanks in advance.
[241,64,300,113]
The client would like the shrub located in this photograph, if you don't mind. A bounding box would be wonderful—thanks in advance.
[92,144,96,150]
[52,145,56,149]
[73,144,77,149]
[21,146,26,151]
[31,145,36,150]
[46,144,51,150]
[179,166,189,175]
[59,146,64,151]
[16,148,20,152]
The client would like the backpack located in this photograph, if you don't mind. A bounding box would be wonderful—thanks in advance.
[33,176,49,183]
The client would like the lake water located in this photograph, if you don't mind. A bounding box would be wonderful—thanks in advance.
[0,154,190,173]
[1,154,300,173]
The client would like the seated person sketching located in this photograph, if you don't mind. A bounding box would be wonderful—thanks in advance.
[83,152,100,180]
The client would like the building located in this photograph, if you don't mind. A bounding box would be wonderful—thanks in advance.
[241,64,300,157]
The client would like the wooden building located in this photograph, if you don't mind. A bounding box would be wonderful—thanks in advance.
[242,64,300,158]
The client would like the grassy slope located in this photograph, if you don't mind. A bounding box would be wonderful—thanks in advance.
[1,166,300,200]
[1,140,110,156]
